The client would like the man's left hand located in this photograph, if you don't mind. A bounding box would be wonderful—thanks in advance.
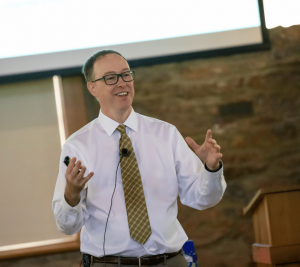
[186,129,222,171]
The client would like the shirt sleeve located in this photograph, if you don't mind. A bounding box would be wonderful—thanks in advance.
[172,128,226,210]
[52,143,90,235]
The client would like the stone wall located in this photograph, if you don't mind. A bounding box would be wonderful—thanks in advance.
[133,25,300,267]
[2,25,300,266]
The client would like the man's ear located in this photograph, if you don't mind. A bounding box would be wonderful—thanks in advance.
[87,82,97,96]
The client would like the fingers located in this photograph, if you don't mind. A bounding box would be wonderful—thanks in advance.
[76,166,94,187]
[208,138,217,145]
[205,129,221,151]
[65,157,83,172]
[207,137,222,158]
[65,157,89,181]
[212,142,221,153]
[65,159,94,193]
[205,129,212,142]
[82,171,94,185]
[185,136,200,152]
[65,157,77,175]
[214,144,221,151]
[76,165,86,179]
[207,136,221,150]
[214,151,223,159]
[71,160,82,176]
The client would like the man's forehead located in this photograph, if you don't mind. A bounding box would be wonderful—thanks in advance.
[94,54,129,73]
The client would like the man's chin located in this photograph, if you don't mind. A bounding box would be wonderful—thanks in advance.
[111,103,131,114]
[119,105,132,113]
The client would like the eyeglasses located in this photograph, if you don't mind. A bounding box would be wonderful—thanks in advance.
[91,70,135,85]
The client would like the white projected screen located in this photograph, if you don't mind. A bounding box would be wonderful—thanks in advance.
[0,0,263,77]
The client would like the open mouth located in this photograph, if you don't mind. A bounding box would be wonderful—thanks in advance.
[116,92,128,96]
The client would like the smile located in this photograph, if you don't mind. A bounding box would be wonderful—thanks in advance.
[116,92,128,96]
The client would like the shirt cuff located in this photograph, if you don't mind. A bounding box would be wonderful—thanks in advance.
[205,160,223,173]
[61,195,81,213]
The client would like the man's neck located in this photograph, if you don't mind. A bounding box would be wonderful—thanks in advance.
[101,107,132,124]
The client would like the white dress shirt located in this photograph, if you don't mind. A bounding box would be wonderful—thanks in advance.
[52,109,226,258]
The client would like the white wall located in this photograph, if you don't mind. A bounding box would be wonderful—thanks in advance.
[0,79,66,246]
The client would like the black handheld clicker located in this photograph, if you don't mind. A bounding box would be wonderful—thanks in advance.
[63,156,70,166]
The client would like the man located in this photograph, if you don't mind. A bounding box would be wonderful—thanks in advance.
[52,50,226,267]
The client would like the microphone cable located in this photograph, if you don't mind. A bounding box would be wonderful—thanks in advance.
[103,158,121,261]
[103,148,130,266]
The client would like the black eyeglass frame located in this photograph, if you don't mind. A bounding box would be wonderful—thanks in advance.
[91,70,135,85]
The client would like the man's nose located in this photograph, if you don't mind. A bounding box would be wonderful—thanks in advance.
[117,75,126,86]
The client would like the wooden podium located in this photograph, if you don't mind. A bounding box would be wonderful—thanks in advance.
[243,185,300,267]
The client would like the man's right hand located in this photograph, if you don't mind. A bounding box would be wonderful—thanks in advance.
[64,157,94,207]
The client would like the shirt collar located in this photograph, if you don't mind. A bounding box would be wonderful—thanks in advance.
[98,108,138,136]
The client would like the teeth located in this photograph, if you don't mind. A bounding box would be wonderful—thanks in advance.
[117,92,128,96]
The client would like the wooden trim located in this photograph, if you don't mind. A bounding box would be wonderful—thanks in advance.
[0,234,80,261]
[252,243,300,264]
[61,75,88,138]
[264,197,273,245]
[243,185,300,215]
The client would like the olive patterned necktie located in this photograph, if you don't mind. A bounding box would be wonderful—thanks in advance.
[117,125,152,245]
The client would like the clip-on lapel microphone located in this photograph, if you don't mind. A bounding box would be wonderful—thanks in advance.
[120,148,131,157]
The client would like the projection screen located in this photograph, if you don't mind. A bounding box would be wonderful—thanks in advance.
[0,0,269,83]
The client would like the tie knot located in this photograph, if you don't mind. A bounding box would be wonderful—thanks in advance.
[117,125,126,135]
